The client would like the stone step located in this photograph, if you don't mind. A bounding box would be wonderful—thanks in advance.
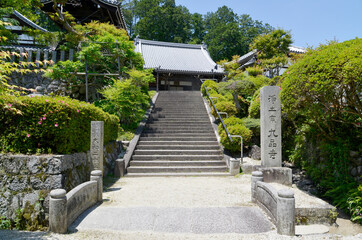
[127,166,228,173]
[139,136,217,141]
[136,144,220,150]
[150,114,209,118]
[144,126,213,130]
[125,172,230,177]
[137,141,219,146]
[149,118,209,121]
[141,133,215,137]
[134,149,222,155]
[148,120,210,123]
[130,160,226,166]
[146,123,212,127]
[143,130,214,134]
[132,155,223,161]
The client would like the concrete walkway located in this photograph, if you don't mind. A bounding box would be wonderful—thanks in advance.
[1,175,362,240]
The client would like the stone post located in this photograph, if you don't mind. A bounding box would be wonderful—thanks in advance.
[251,171,263,202]
[114,158,125,178]
[260,86,282,167]
[49,189,67,234]
[90,121,104,171]
[229,158,240,175]
[90,170,103,202]
[277,189,295,236]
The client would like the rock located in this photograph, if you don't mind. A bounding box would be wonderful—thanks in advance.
[27,156,41,174]
[22,191,39,208]
[350,151,359,158]
[9,176,27,192]
[248,145,261,160]
[351,168,358,177]
[47,157,62,174]
[30,176,44,190]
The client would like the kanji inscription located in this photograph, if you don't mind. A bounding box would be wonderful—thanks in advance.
[260,86,282,167]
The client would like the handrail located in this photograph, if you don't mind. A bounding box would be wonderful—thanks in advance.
[201,80,233,142]
[230,135,243,163]
[218,112,229,119]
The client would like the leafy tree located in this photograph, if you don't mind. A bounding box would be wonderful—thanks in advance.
[250,29,292,77]
[44,21,144,99]
[96,68,155,129]
[189,13,205,44]
[204,6,272,61]
[204,6,242,62]
[132,0,192,42]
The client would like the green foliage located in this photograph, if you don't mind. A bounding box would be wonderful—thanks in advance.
[211,101,237,119]
[0,95,119,154]
[348,185,362,224]
[45,21,144,95]
[0,216,11,229]
[248,90,261,118]
[250,29,292,78]
[201,80,218,96]
[251,29,292,59]
[132,0,192,42]
[204,6,272,61]
[96,69,154,129]
[246,66,263,76]
[281,39,362,140]
[242,117,260,138]
[218,117,252,152]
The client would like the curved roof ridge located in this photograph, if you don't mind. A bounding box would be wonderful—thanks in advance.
[12,10,48,32]
[138,39,202,49]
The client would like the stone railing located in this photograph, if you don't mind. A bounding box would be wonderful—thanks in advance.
[251,171,295,236]
[49,170,102,233]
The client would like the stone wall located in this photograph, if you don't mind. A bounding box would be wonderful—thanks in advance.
[0,140,123,227]
[9,72,100,102]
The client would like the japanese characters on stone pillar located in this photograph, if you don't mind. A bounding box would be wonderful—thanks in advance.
[90,121,104,171]
[260,86,282,167]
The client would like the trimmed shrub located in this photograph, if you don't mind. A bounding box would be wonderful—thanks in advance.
[218,116,252,152]
[201,79,218,96]
[246,66,263,76]
[242,117,260,137]
[248,90,260,118]
[96,78,150,130]
[211,101,237,119]
[0,95,119,154]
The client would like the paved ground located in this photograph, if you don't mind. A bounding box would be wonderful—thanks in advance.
[1,175,362,240]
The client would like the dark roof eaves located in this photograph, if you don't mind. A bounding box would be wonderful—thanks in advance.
[152,68,224,75]
[12,10,48,32]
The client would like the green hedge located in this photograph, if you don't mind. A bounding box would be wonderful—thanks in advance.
[0,95,120,154]
[218,117,252,153]
[211,101,238,119]
[201,80,218,96]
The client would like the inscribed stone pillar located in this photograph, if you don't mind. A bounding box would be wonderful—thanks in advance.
[260,86,282,167]
[90,121,104,171]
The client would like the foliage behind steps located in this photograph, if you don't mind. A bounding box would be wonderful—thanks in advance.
[0,95,119,154]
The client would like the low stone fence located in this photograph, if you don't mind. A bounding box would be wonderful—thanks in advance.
[251,171,295,236]
[0,141,122,227]
[49,170,102,233]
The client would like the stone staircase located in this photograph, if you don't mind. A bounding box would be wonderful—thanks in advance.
[127,91,228,177]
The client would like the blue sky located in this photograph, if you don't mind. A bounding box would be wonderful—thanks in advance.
[175,0,362,48]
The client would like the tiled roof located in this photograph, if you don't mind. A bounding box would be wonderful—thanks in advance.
[135,38,224,75]
[12,10,48,32]
[288,45,306,53]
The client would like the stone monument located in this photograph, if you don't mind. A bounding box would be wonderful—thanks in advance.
[90,121,104,171]
[260,86,281,167]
